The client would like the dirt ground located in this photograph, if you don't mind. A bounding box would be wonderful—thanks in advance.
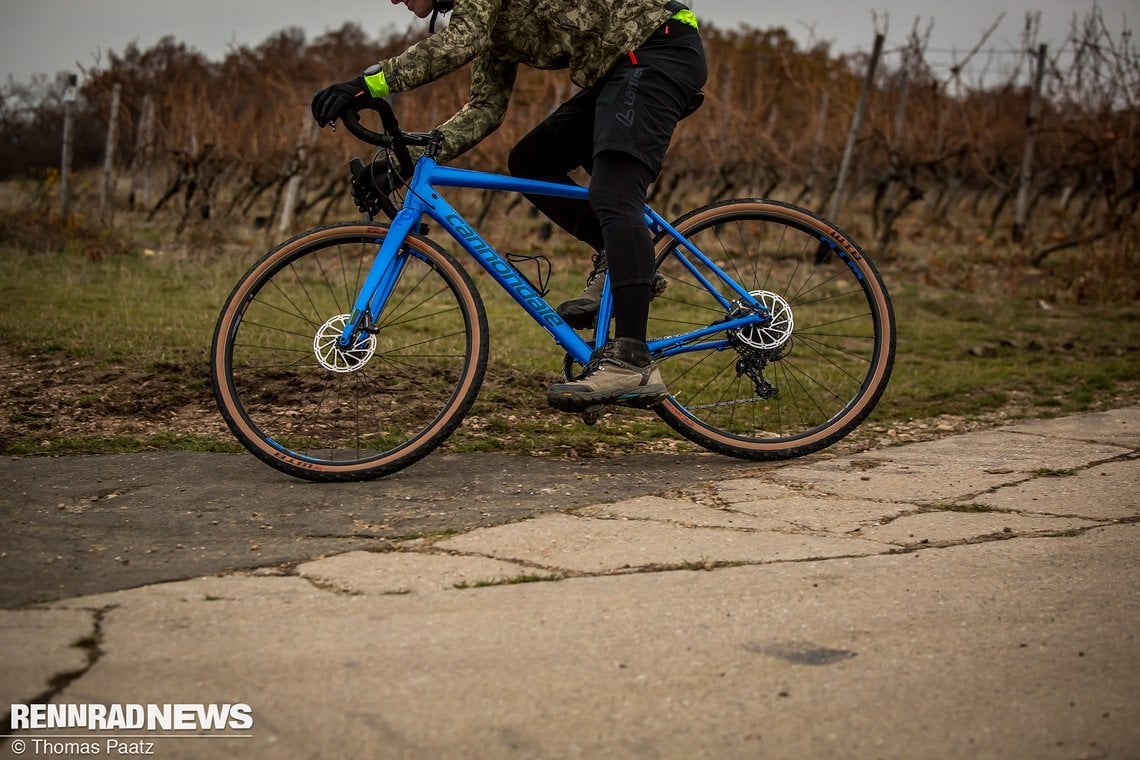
[0,344,223,447]
[0,340,1033,458]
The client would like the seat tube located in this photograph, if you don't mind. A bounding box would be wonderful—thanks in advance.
[593,274,613,351]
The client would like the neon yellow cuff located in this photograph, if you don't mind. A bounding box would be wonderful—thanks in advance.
[363,68,389,98]
[671,9,698,29]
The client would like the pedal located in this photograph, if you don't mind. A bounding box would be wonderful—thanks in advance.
[580,404,606,426]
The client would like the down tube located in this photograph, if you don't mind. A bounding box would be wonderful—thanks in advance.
[426,195,594,365]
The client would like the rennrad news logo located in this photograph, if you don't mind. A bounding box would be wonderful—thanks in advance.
[10,703,254,731]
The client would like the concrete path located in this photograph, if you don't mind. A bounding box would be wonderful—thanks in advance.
[2,408,1138,759]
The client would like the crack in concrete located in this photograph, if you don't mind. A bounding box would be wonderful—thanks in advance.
[565,511,900,547]
[413,546,586,578]
[940,451,1138,505]
[878,519,1130,553]
[567,486,1127,544]
[299,575,366,597]
[1,606,111,749]
[1004,429,1140,452]
[303,533,400,545]
[389,519,1135,583]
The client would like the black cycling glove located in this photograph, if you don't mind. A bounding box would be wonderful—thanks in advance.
[310,76,367,127]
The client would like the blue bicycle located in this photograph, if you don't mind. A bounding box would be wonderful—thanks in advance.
[211,98,896,481]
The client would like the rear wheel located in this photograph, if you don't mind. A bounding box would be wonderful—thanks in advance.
[211,223,488,481]
[648,199,895,459]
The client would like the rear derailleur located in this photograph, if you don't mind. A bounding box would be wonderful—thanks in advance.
[733,345,781,400]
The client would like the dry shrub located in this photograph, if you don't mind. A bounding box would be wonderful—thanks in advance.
[0,204,133,261]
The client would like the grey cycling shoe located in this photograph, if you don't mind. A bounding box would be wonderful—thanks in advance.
[556,252,609,329]
[547,337,667,411]
[555,253,668,330]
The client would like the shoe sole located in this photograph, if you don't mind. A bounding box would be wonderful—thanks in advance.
[555,299,597,330]
[547,384,668,413]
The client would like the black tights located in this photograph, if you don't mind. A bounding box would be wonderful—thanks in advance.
[508,135,656,342]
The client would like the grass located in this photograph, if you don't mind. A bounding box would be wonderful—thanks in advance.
[453,573,562,589]
[2,433,242,457]
[940,503,997,513]
[869,281,1139,422]
[0,211,1137,458]
[0,245,249,362]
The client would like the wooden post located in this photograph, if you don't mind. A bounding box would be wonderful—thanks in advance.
[720,62,734,139]
[1013,43,1047,243]
[140,94,156,207]
[892,56,911,145]
[59,74,78,220]
[100,83,122,225]
[806,89,829,205]
[278,116,317,233]
[128,97,157,210]
[128,93,155,209]
[829,32,884,221]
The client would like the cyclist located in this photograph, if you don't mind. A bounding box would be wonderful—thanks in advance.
[311,0,707,412]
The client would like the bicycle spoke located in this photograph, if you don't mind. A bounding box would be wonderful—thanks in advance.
[649,200,894,458]
[214,226,487,481]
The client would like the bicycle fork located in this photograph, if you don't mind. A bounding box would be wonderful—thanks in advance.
[336,211,421,351]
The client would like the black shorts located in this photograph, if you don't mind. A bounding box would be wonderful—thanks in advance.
[541,22,707,175]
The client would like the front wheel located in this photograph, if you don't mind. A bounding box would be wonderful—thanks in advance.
[648,199,896,460]
[211,223,488,481]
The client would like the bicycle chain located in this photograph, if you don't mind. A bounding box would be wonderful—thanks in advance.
[683,395,771,411]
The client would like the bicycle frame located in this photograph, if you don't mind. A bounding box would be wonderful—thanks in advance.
[339,154,770,366]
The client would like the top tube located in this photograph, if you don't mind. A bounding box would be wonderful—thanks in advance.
[423,160,590,202]
[410,155,766,313]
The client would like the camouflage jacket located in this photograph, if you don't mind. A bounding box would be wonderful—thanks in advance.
[376,0,682,162]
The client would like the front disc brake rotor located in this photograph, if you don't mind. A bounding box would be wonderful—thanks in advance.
[313,314,376,372]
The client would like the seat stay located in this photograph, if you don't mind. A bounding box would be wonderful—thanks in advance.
[644,208,769,317]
